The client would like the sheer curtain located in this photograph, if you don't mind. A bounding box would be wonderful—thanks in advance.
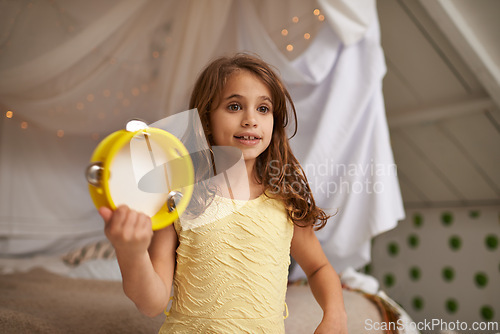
[0,0,404,273]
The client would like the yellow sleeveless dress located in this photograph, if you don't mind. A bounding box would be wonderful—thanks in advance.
[159,193,294,333]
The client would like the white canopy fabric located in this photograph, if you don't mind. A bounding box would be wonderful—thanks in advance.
[0,0,404,273]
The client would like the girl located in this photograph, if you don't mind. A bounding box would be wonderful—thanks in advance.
[99,53,348,333]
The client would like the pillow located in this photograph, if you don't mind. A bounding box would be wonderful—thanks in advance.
[62,240,116,266]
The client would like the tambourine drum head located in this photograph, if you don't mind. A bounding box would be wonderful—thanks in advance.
[109,139,168,218]
[88,128,194,230]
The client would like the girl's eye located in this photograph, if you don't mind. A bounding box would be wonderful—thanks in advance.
[258,106,270,114]
[228,104,241,112]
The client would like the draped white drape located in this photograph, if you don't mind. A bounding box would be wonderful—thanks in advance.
[0,0,404,273]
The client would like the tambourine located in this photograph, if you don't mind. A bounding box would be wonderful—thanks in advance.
[86,120,194,230]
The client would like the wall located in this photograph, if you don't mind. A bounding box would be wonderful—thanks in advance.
[369,206,500,333]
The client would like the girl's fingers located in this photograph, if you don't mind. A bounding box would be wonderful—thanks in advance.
[137,212,154,239]
[104,205,128,237]
[122,208,138,239]
[101,205,153,251]
[138,212,152,230]
[98,206,113,223]
[132,211,148,239]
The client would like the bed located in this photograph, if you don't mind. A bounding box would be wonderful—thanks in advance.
[0,241,416,334]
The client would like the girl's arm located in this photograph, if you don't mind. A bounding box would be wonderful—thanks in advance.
[290,225,348,334]
[99,205,177,317]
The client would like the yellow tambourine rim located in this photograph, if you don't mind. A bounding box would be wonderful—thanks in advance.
[88,127,194,230]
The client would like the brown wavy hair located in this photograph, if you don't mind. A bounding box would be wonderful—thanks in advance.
[189,53,329,230]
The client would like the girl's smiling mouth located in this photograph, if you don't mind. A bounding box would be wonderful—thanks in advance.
[234,133,262,145]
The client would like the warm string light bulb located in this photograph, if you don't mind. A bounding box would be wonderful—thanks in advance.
[6,111,13,118]
[280,8,325,53]
[131,87,140,96]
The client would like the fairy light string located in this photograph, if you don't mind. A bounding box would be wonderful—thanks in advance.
[2,4,326,138]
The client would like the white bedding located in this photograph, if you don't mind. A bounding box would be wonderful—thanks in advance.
[0,255,121,281]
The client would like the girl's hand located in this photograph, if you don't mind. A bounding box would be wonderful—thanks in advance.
[98,205,153,256]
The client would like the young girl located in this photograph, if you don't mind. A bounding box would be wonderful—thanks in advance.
[99,53,348,333]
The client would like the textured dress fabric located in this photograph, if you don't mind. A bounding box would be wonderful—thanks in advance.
[159,193,294,333]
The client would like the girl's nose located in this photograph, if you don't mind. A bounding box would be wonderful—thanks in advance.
[241,111,257,127]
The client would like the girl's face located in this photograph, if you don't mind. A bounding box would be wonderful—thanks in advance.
[209,69,274,168]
